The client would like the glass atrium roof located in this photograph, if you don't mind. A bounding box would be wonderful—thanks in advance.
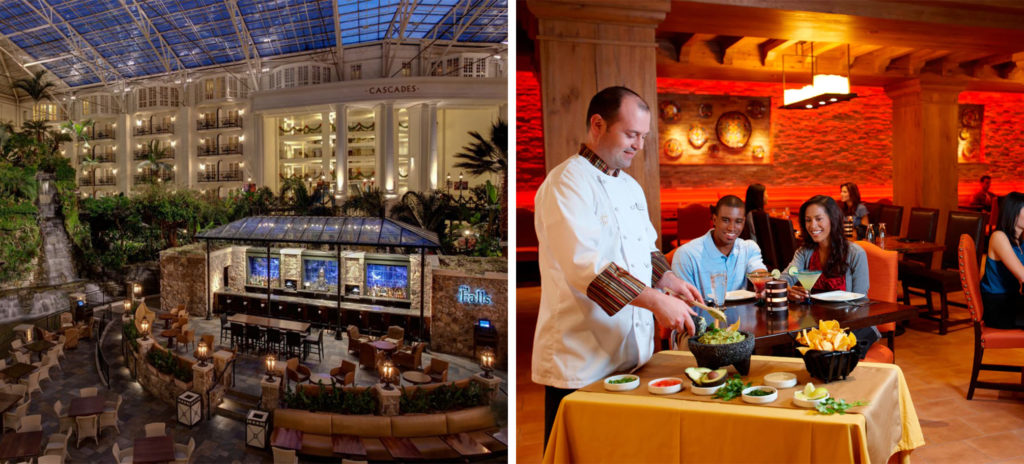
[197,216,442,249]
[0,0,507,87]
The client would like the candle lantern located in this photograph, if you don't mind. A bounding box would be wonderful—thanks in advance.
[480,346,496,379]
[380,359,396,390]
[765,280,789,313]
[197,342,209,367]
[25,329,32,343]
[265,355,277,382]
[132,282,142,297]
[123,299,132,313]
[140,317,151,340]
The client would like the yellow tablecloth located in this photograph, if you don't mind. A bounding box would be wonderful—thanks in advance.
[543,351,924,464]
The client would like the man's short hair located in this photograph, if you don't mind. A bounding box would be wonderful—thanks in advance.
[713,195,746,215]
[981,175,991,183]
[586,86,649,128]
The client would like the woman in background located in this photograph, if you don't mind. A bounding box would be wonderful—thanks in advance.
[980,192,1024,329]
[839,182,869,238]
[743,183,767,241]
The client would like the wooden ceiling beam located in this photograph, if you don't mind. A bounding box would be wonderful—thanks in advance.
[961,53,1012,78]
[677,33,718,64]
[706,35,743,64]
[886,49,949,76]
[851,47,913,74]
[758,39,797,66]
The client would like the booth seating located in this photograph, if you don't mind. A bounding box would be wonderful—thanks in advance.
[270,405,498,460]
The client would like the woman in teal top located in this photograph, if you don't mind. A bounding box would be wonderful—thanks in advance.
[980,192,1024,329]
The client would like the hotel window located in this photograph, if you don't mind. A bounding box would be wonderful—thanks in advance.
[204,80,215,99]
[351,64,361,80]
[401,62,411,77]
[32,103,57,121]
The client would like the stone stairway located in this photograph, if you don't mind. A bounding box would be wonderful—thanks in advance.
[215,388,261,421]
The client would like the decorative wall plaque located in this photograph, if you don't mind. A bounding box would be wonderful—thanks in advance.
[658,94,772,165]
[957,104,984,163]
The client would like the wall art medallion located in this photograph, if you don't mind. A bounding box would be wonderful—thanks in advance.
[716,111,752,149]
[687,124,709,148]
[660,101,681,123]
[664,138,684,159]
[657,93,771,165]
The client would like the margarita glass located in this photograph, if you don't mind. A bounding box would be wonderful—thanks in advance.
[791,270,823,304]
[746,270,773,305]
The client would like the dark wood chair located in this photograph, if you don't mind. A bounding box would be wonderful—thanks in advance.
[284,330,303,359]
[901,211,986,334]
[675,203,713,245]
[878,204,904,237]
[347,325,372,355]
[750,211,777,270]
[394,342,427,371]
[229,322,245,351]
[957,234,1024,399]
[902,207,940,265]
[769,217,797,269]
[359,343,380,370]
[864,202,883,225]
[303,329,323,362]
[330,360,357,386]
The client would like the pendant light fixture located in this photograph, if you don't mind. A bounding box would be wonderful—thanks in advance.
[780,43,857,110]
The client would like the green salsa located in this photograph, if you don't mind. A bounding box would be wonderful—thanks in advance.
[746,389,773,397]
[698,328,746,345]
[608,376,636,384]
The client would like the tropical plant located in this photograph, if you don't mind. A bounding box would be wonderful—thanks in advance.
[12,70,56,104]
[137,140,173,184]
[79,155,100,198]
[60,119,94,143]
[389,189,452,240]
[453,119,507,237]
[279,176,312,214]
[21,120,48,144]
[342,185,386,218]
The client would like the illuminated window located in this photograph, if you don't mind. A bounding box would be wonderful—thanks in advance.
[351,64,361,80]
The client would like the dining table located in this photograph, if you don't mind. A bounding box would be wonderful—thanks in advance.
[67,396,106,417]
[133,436,176,464]
[228,314,310,333]
[702,298,918,350]
[0,363,36,382]
[0,431,41,461]
[544,351,925,464]
[0,393,22,416]
[22,340,55,362]
[877,237,945,254]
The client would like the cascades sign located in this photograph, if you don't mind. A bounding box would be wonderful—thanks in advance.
[367,85,418,95]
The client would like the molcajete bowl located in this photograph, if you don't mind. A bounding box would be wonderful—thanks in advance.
[801,347,860,383]
[687,331,755,375]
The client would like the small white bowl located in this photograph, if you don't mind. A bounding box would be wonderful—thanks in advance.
[741,386,778,404]
[603,374,640,391]
[690,382,724,396]
[793,391,830,408]
[764,372,798,389]
[647,377,684,395]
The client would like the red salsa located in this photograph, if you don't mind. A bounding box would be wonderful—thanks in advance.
[652,379,682,388]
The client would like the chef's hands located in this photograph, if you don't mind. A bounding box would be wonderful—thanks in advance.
[657,272,703,302]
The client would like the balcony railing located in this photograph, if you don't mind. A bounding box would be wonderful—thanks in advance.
[197,171,243,183]
[90,131,114,140]
[134,126,174,136]
[94,154,115,163]
[80,177,116,186]
[198,147,218,157]
[220,145,242,155]
[197,119,242,130]
[133,149,175,160]
[197,171,218,182]
[219,171,242,182]
[279,150,322,160]
[198,145,243,156]
[134,173,174,185]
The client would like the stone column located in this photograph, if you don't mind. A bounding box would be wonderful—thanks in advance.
[374,384,401,416]
[335,104,348,197]
[260,376,281,411]
[212,350,234,387]
[885,77,965,257]
[192,362,215,415]
[375,102,396,196]
[473,373,503,402]
[527,0,671,238]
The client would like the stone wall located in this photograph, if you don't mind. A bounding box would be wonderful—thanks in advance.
[229,246,246,290]
[136,344,194,406]
[430,268,507,369]
[159,244,207,317]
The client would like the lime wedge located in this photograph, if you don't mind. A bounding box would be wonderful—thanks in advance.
[811,387,829,400]
[770,269,781,279]
[789,266,799,275]
[803,383,815,397]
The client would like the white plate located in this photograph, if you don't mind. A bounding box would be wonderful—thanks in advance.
[648,377,684,395]
[603,374,640,392]
[793,391,830,408]
[811,291,866,302]
[725,289,756,301]
[690,382,723,395]
[741,386,778,404]
[763,372,797,389]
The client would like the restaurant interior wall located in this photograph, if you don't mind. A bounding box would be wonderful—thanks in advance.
[516,70,1024,208]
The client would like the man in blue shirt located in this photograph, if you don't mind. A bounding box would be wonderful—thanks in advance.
[671,195,767,306]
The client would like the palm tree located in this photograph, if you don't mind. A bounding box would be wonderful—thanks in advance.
[342,185,387,218]
[21,120,48,144]
[137,140,173,184]
[389,189,452,240]
[453,119,507,237]
[12,70,55,104]
[80,154,100,198]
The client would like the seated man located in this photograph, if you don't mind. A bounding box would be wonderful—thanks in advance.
[672,195,767,307]
[970,175,997,212]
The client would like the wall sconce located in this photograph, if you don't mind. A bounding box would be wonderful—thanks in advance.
[480,346,495,379]
[197,342,209,367]
[380,358,396,390]
[133,282,142,297]
[140,318,151,341]
[265,355,276,382]
[123,299,132,313]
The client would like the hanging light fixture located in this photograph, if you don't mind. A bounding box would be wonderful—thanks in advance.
[780,43,857,110]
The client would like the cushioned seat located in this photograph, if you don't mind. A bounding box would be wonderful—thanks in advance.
[361,438,392,461]
[331,414,391,437]
[390,414,447,437]
[446,406,495,434]
[980,328,1024,349]
[864,346,894,363]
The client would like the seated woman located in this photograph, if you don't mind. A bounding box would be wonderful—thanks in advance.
[743,183,767,241]
[839,182,869,239]
[980,192,1024,329]
[782,195,879,357]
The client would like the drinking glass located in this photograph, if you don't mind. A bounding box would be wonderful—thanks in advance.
[709,273,727,307]
[746,270,772,306]
[791,270,822,305]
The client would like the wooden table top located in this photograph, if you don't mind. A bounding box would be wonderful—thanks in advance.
[402,370,431,385]
[878,237,945,254]
[133,436,176,464]
[22,340,54,353]
[370,340,396,351]
[332,434,366,457]
[157,313,176,320]
[706,299,918,349]
[68,396,106,417]
[380,436,422,460]
[0,363,36,381]
[0,431,42,460]
[0,393,21,414]
[228,314,310,333]
[443,433,490,457]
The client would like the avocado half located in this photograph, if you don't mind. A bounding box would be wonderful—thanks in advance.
[686,367,728,387]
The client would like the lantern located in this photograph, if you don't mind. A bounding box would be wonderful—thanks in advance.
[140,318,150,341]
[123,299,131,312]
[380,358,396,390]
[265,355,276,382]
[197,342,209,367]
[480,346,496,379]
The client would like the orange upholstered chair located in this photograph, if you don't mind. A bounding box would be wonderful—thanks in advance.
[857,241,897,363]
[958,235,1024,399]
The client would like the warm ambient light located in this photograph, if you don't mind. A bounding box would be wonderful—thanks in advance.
[140,318,150,341]
[197,342,209,367]
[265,355,276,382]
[780,44,857,110]
[480,347,496,378]
[380,359,396,390]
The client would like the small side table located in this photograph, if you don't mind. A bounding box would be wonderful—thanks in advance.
[177,391,202,427]
[402,371,431,386]
[246,410,269,448]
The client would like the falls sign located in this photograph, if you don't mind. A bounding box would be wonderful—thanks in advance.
[456,285,492,305]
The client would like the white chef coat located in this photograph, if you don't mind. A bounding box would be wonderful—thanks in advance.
[532,154,658,389]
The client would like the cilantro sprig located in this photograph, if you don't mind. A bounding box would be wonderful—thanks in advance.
[712,375,751,401]
[814,397,867,415]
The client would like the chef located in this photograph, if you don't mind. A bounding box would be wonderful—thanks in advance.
[532,86,701,448]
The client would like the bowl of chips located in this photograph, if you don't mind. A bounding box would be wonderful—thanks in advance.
[794,320,860,383]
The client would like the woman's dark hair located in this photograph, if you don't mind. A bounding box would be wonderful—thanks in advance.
[745,183,766,213]
[799,195,850,277]
[997,192,1024,246]
[839,182,862,217]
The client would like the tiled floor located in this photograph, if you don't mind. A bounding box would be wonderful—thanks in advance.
[516,285,1024,464]
[25,295,506,463]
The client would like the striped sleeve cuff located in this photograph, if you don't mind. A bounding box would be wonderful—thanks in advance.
[587,262,647,316]
[651,251,670,285]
